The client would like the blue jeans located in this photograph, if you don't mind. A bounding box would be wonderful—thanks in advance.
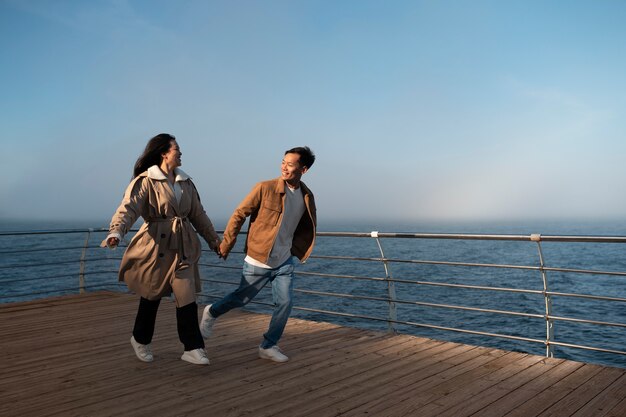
[211,257,295,349]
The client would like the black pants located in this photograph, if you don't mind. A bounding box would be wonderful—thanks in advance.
[132,297,204,351]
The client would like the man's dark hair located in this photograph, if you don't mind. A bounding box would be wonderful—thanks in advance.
[285,146,315,169]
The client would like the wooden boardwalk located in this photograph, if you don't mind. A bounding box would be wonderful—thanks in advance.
[1,292,624,417]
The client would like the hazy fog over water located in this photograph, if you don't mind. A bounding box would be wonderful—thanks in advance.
[2,1,626,227]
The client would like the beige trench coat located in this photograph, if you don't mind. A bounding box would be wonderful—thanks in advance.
[102,166,219,301]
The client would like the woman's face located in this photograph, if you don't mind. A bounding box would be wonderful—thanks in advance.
[162,140,182,168]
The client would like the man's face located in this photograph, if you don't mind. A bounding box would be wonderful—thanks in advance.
[281,152,307,184]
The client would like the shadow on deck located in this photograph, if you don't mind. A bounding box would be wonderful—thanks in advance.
[0,292,624,417]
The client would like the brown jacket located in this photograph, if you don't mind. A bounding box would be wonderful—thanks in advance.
[102,166,219,300]
[221,178,316,264]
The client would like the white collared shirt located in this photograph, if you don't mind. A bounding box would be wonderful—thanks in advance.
[147,165,187,204]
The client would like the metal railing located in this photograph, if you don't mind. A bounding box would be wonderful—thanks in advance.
[1,228,625,368]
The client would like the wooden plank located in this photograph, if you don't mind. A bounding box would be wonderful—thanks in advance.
[353,351,534,417]
[9,307,375,415]
[464,359,584,417]
[290,345,492,417]
[2,305,276,414]
[100,329,396,417]
[501,364,608,417]
[427,356,564,416]
[216,338,456,417]
[0,292,624,417]
[571,373,626,417]
[606,396,626,417]
[536,366,625,417]
[327,347,511,417]
[179,335,440,415]
[55,328,392,416]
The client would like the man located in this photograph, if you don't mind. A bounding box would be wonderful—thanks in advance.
[200,146,317,362]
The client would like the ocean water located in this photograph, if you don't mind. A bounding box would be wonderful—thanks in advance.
[1,218,625,369]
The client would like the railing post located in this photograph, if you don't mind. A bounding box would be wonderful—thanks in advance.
[79,229,92,294]
[531,233,555,358]
[371,231,397,333]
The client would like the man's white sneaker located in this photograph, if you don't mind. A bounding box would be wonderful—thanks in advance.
[181,348,210,365]
[200,304,217,339]
[130,336,153,362]
[258,345,289,363]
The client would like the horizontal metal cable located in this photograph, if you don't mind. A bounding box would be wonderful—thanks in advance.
[0,273,78,284]
[0,287,83,300]
[200,278,239,285]
[3,228,626,242]
[0,283,129,300]
[542,266,626,277]
[0,259,84,269]
[202,282,625,327]
[317,231,626,243]
[295,289,545,319]
[292,306,546,344]
[81,283,126,290]
[298,270,388,281]
[0,256,121,269]
[298,270,542,294]
[296,289,626,328]
[0,228,108,236]
[390,258,626,277]
[545,291,626,303]
[298,271,626,303]
[312,254,540,271]
[547,340,626,356]
[312,254,626,277]
[546,315,626,328]
[197,263,240,271]
[0,246,86,255]
[81,270,120,276]
[200,292,273,308]
[0,270,118,285]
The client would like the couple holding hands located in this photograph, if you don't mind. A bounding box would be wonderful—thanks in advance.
[103,133,316,366]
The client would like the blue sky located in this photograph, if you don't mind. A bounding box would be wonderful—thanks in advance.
[2,0,626,228]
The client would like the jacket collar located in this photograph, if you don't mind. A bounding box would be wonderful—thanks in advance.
[147,165,190,182]
[273,177,310,195]
[274,178,286,194]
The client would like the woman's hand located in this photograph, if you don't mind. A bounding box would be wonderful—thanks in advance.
[107,237,120,248]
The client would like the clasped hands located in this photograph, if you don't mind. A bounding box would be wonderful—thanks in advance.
[214,240,228,260]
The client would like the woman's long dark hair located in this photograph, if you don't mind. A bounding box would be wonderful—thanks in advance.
[133,133,175,178]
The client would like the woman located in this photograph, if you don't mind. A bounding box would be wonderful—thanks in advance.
[102,133,220,365]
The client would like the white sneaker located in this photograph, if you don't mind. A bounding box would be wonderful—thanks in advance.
[258,345,289,363]
[181,348,210,365]
[130,336,153,362]
[200,304,217,339]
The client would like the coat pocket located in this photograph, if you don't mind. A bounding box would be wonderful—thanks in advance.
[258,204,281,225]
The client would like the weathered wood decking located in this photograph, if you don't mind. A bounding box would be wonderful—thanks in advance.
[0,292,624,417]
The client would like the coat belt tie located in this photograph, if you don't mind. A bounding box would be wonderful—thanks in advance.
[147,216,190,259]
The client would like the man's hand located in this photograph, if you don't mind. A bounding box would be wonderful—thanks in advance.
[218,241,229,260]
